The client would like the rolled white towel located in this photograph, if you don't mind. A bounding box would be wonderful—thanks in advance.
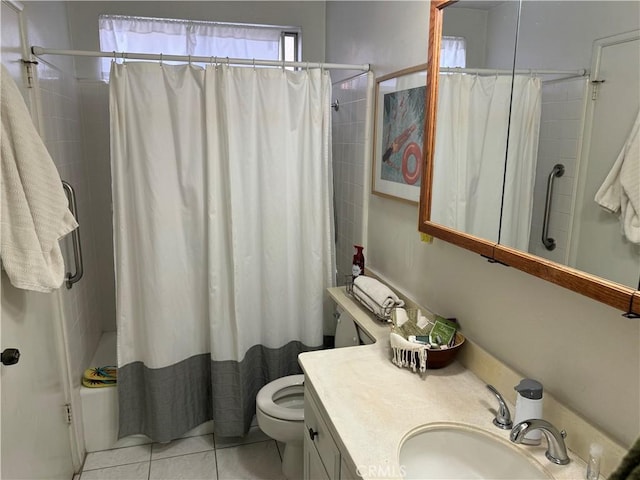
[353,275,404,318]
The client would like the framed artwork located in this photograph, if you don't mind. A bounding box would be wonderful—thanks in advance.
[372,64,428,204]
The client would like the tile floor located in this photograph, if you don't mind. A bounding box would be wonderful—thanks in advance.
[76,426,285,480]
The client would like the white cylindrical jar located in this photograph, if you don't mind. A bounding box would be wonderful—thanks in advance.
[513,378,544,445]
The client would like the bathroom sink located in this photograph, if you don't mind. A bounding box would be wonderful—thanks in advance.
[399,423,552,479]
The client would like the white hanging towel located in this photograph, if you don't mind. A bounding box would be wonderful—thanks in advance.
[0,65,78,292]
[595,110,640,244]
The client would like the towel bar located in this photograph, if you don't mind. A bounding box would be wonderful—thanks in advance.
[542,164,564,251]
[61,180,83,288]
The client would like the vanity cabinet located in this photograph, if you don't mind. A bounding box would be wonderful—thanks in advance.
[304,384,359,480]
[304,432,330,480]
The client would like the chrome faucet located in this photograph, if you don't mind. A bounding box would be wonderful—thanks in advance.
[486,385,512,429]
[510,419,570,465]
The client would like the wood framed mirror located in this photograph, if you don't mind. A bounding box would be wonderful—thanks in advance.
[418,0,640,316]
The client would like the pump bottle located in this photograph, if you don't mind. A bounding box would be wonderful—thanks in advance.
[352,245,365,278]
[513,378,544,445]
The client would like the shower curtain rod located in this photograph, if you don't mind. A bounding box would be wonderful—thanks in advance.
[30,46,370,72]
[440,66,588,77]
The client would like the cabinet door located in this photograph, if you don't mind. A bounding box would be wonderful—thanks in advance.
[304,433,330,480]
[305,390,341,478]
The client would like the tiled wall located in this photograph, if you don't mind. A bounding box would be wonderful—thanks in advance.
[528,77,587,263]
[78,81,116,332]
[36,59,106,454]
[331,72,373,285]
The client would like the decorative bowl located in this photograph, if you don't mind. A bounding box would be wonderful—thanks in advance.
[390,308,465,369]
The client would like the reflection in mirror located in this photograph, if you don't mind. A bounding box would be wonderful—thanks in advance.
[500,1,640,289]
[420,0,639,314]
[430,1,520,244]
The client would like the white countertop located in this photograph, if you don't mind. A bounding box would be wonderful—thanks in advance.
[298,287,591,480]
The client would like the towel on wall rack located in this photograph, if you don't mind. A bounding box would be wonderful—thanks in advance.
[595,110,640,244]
[0,65,78,292]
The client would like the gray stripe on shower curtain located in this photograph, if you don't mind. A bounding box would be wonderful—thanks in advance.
[118,341,318,442]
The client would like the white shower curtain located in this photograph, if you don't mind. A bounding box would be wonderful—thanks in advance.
[110,62,334,441]
[431,74,541,249]
[501,76,542,249]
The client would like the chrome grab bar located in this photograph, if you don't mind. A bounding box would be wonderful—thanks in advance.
[61,181,83,288]
[541,164,565,251]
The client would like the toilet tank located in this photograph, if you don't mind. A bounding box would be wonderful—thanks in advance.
[334,307,374,348]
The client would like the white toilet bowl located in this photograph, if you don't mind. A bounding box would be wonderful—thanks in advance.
[256,374,305,479]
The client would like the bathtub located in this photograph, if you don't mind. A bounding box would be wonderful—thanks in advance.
[80,332,213,452]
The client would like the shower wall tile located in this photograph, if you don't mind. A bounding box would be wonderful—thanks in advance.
[528,77,588,263]
[78,81,116,333]
[331,73,371,286]
[35,60,105,455]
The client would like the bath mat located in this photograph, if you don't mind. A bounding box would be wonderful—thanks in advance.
[83,366,117,381]
[82,377,117,388]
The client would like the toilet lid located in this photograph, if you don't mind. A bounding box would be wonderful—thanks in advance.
[256,374,305,422]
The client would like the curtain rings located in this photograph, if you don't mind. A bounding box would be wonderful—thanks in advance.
[188,55,192,66]
[160,53,163,66]
[121,52,126,64]
[253,58,256,70]
[112,51,116,63]
[306,62,310,72]
[226,56,230,67]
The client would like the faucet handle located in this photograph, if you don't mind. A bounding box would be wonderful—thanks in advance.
[487,384,513,429]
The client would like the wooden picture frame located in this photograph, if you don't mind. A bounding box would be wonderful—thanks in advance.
[372,64,428,204]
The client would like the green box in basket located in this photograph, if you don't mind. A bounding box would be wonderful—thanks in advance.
[429,317,457,346]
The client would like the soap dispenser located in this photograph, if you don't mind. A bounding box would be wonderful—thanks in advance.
[352,245,365,278]
[513,378,543,445]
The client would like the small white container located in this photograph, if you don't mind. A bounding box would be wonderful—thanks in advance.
[513,379,544,445]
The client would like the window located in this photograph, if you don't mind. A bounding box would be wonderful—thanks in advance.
[99,15,301,81]
[281,31,299,70]
[440,36,466,68]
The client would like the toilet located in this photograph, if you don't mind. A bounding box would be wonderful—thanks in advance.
[256,308,367,479]
[256,374,306,479]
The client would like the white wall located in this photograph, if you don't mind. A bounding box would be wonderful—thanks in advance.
[442,7,487,68]
[326,1,428,83]
[515,1,639,71]
[325,0,639,449]
[23,1,75,74]
[484,1,519,70]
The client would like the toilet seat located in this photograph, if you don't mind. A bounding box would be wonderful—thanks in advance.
[256,374,305,422]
